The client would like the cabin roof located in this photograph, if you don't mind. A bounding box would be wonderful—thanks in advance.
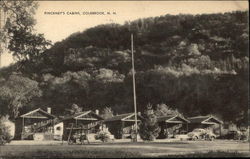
[62,111,104,121]
[19,108,56,119]
[157,115,190,123]
[188,115,223,124]
[36,111,104,130]
[105,113,142,122]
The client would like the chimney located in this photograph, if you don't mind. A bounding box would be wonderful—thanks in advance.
[47,107,51,114]
[95,109,99,115]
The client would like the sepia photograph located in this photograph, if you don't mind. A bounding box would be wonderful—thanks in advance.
[0,0,249,158]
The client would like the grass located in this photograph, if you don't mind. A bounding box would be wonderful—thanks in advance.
[1,149,248,159]
[159,151,249,158]
[0,147,142,159]
[0,140,248,158]
[1,147,248,159]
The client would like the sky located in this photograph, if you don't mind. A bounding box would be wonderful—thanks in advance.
[0,1,248,67]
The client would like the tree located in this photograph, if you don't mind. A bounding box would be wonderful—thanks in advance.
[0,10,248,126]
[39,71,91,111]
[65,104,83,115]
[138,104,161,141]
[0,1,51,62]
[94,68,125,83]
[186,55,212,70]
[155,103,181,117]
[100,107,114,119]
[187,43,201,56]
[0,74,42,119]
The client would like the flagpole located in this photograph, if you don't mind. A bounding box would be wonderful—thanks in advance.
[131,33,138,142]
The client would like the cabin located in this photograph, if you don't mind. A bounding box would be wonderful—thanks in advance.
[157,115,190,139]
[61,111,104,140]
[33,118,64,140]
[104,113,142,139]
[14,108,56,140]
[188,115,223,136]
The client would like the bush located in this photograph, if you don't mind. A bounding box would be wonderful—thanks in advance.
[240,134,248,140]
[95,131,110,142]
[0,117,12,145]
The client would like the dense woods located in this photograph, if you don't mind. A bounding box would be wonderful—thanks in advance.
[0,10,248,127]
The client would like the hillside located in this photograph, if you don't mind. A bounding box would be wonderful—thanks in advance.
[0,11,248,125]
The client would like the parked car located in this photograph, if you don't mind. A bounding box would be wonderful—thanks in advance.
[68,133,89,144]
[175,134,189,140]
[220,130,243,140]
[175,130,189,140]
[205,130,217,141]
[187,128,217,141]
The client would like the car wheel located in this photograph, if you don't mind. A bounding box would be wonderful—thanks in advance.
[193,136,198,141]
[210,136,215,141]
[68,139,74,145]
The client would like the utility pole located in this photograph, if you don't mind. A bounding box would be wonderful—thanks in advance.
[131,33,138,142]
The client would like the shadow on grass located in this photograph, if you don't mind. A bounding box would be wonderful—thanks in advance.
[0,149,142,159]
[157,151,249,158]
[1,150,247,159]
[83,141,189,145]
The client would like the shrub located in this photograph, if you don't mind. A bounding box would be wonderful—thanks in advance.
[95,131,110,142]
[240,134,248,140]
[0,117,12,145]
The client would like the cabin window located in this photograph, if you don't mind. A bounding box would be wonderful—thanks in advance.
[56,126,61,131]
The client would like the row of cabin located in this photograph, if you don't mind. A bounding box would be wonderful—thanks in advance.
[105,113,223,139]
[14,108,223,140]
[14,108,103,140]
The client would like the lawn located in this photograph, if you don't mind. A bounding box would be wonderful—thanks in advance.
[0,140,249,158]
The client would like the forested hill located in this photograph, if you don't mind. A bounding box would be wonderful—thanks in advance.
[0,11,248,126]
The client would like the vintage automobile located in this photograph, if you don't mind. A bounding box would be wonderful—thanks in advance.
[187,128,217,141]
[68,133,89,144]
[175,130,189,140]
[220,130,246,140]
[175,134,190,140]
